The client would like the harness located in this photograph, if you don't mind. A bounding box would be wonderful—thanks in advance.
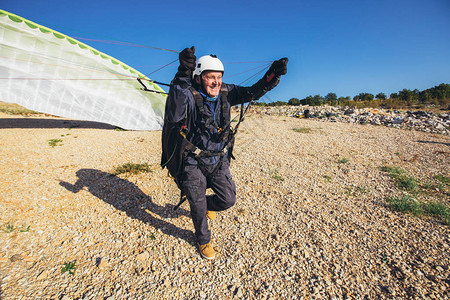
[170,85,238,210]
[181,85,234,160]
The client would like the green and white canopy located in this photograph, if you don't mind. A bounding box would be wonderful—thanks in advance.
[0,9,166,130]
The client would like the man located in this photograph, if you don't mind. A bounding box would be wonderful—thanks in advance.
[161,46,287,259]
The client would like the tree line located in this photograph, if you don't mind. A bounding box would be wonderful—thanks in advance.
[256,83,450,109]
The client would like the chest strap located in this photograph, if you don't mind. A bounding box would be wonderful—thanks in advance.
[180,85,233,158]
[188,85,230,135]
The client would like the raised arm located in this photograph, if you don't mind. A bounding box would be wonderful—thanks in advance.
[164,47,197,123]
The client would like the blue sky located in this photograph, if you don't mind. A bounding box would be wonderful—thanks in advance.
[2,0,450,102]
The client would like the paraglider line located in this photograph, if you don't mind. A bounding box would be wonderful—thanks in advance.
[239,66,270,85]
[224,61,273,64]
[227,62,272,80]
[1,55,171,87]
[0,78,157,81]
[72,37,181,53]
[0,55,149,81]
[145,59,178,77]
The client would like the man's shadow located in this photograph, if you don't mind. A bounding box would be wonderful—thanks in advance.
[60,169,194,245]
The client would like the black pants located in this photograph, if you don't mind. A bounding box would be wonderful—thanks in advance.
[181,161,236,245]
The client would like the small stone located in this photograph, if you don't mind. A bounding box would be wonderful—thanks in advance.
[10,254,22,262]
[435,266,444,272]
[36,270,48,280]
[97,259,108,269]
[136,251,150,261]
[235,287,243,298]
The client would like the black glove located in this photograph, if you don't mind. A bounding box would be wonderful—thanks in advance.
[260,57,288,91]
[243,58,288,101]
[264,57,288,83]
[177,46,196,77]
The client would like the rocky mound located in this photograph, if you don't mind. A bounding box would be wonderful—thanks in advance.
[252,105,450,135]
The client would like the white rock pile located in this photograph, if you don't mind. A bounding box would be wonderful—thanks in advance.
[252,105,450,135]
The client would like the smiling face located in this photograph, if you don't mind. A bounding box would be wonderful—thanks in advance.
[197,71,223,98]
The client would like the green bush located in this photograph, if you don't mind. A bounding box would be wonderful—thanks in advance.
[387,196,450,225]
[434,174,450,186]
[0,101,38,115]
[113,163,153,175]
[61,260,76,275]
[397,175,418,191]
[423,202,450,225]
[387,195,423,215]
[292,127,311,133]
[337,157,349,164]
[380,166,417,191]
[48,138,63,147]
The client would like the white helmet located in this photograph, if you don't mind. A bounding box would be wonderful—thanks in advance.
[193,55,224,78]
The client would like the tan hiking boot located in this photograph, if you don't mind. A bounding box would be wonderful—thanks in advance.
[206,210,216,220]
[198,242,215,260]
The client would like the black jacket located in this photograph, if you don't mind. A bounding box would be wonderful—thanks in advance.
[161,72,270,186]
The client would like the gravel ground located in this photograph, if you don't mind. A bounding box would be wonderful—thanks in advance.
[0,112,449,299]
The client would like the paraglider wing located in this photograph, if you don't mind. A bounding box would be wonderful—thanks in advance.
[0,9,166,130]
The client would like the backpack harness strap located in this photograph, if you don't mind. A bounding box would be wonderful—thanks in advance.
[172,85,237,211]
[181,85,233,158]
[189,86,230,136]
